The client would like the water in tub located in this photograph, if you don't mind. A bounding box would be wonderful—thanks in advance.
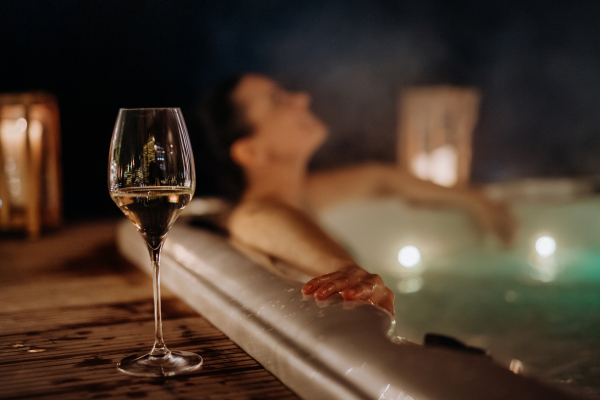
[318,195,600,397]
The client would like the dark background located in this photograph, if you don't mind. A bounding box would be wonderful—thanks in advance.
[1,0,599,220]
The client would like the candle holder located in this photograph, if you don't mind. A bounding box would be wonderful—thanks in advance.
[397,86,480,188]
[0,92,62,239]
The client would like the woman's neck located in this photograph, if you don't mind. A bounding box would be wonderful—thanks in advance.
[242,159,308,208]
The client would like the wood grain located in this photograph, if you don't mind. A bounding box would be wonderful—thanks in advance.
[0,220,300,399]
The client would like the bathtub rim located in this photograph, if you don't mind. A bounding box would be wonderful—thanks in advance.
[116,218,583,400]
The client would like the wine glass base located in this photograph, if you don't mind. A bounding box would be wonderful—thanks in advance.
[117,350,202,377]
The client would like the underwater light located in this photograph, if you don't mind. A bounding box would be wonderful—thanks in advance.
[535,236,556,257]
[398,246,421,268]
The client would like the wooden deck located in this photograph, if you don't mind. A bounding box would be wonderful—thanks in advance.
[0,220,300,399]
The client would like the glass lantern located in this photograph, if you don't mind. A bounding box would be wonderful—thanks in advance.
[0,92,62,239]
[397,86,480,188]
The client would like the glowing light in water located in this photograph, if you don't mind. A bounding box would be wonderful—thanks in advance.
[530,236,559,282]
[535,236,556,257]
[398,246,421,268]
[397,276,423,294]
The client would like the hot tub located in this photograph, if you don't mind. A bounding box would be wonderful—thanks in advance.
[117,190,593,399]
[319,195,600,398]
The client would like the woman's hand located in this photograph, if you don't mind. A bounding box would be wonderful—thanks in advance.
[302,265,395,315]
[469,195,517,247]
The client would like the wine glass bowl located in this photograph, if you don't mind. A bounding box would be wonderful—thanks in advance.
[108,108,202,377]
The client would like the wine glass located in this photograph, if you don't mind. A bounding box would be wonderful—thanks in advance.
[108,108,202,376]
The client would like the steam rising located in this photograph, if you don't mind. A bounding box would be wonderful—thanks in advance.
[200,1,600,181]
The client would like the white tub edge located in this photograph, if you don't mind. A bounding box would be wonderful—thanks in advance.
[116,219,582,400]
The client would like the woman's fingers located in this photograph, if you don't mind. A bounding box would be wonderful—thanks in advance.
[342,274,377,297]
[302,271,342,294]
[303,266,395,314]
[341,274,395,314]
[378,288,395,315]
[302,265,365,295]
[314,276,353,300]
[488,204,517,247]
[495,205,517,246]
[473,199,517,247]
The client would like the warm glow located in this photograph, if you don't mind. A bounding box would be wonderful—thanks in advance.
[0,119,28,205]
[412,152,429,181]
[186,198,226,215]
[15,118,27,133]
[0,95,62,238]
[535,236,556,257]
[509,359,524,374]
[410,145,458,187]
[29,120,43,142]
[398,246,421,268]
[429,145,458,187]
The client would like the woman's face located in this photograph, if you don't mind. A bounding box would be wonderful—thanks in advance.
[232,74,327,164]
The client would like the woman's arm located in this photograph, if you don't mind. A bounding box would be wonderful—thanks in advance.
[228,197,394,314]
[306,163,516,245]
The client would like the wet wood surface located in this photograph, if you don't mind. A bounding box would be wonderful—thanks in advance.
[0,220,300,399]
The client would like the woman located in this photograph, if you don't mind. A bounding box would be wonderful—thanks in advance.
[201,74,516,315]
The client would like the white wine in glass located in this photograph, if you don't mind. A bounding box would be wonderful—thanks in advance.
[108,108,202,377]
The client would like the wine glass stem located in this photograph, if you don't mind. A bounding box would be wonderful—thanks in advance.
[148,244,169,357]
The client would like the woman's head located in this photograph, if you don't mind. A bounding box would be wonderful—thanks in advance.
[201,74,327,201]
[231,74,327,164]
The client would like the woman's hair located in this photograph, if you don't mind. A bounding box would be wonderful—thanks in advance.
[200,75,253,203]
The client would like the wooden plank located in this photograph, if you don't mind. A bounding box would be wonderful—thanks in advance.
[0,310,296,399]
[0,220,300,400]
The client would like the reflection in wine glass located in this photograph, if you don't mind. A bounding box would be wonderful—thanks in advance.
[108,108,202,377]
